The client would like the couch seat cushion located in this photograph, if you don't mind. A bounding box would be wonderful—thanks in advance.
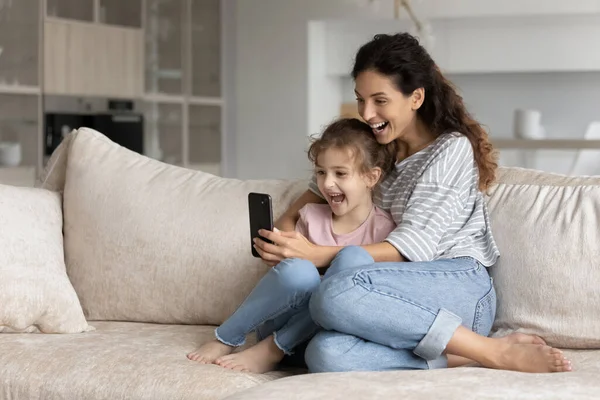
[0,321,291,400]
[223,350,600,400]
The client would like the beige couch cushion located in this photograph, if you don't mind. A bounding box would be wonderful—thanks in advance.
[487,167,600,348]
[223,350,600,400]
[0,321,291,400]
[0,184,90,333]
[60,128,307,325]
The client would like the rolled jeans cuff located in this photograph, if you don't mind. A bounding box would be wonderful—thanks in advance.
[272,331,294,356]
[414,308,462,361]
[215,327,244,347]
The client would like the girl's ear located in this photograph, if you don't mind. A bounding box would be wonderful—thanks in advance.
[365,167,382,189]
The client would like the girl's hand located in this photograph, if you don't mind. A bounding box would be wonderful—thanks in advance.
[254,228,317,266]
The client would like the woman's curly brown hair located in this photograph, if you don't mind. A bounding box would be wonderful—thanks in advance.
[352,33,498,191]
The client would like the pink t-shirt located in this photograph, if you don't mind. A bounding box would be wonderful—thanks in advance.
[295,203,396,246]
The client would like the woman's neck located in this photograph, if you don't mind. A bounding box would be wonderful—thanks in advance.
[331,197,374,235]
[396,118,437,160]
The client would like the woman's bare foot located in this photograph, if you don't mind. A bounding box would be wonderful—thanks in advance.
[448,332,547,368]
[187,340,234,364]
[484,343,572,373]
[446,326,571,373]
[215,335,285,373]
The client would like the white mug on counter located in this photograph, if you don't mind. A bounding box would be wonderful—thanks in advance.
[513,109,546,139]
[0,141,22,167]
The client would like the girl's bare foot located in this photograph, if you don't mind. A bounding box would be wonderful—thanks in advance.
[215,335,285,373]
[187,340,234,364]
[448,332,546,368]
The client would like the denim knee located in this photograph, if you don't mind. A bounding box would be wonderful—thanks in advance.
[325,246,371,278]
[309,277,350,331]
[273,258,321,293]
[305,331,350,373]
[335,245,366,260]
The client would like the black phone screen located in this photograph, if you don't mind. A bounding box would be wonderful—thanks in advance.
[248,192,274,257]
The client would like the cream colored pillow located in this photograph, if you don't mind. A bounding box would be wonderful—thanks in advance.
[487,167,600,348]
[0,184,91,333]
[61,128,307,325]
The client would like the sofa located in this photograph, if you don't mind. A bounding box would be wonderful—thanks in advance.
[1,127,599,400]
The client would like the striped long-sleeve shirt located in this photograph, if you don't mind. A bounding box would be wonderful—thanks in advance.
[309,132,500,267]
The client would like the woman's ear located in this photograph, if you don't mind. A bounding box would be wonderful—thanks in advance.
[366,167,382,189]
[411,88,425,110]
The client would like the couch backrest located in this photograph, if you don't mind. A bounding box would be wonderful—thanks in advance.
[44,128,307,325]
[40,129,600,347]
[487,167,600,348]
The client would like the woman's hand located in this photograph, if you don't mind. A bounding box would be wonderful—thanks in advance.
[254,228,319,267]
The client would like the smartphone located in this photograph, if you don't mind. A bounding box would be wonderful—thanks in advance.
[248,192,274,258]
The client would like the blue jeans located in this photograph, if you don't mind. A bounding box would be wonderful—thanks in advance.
[214,258,322,355]
[305,246,496,372]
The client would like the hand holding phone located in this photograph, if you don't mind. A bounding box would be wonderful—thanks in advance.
[248,192,274,258]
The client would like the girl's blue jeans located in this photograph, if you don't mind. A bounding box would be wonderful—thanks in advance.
[214,257,322,355]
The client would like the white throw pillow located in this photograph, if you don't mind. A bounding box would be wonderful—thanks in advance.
[488,167,600,348]
[0,184,91,333]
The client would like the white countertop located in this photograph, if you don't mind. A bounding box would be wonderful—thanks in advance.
[0,166,37,187]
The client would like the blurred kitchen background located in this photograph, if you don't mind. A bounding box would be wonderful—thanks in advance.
[1,0,600,187]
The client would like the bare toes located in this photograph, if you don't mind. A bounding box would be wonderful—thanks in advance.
[552,361,571,372]
[220,360,236,369]
[558,359,572,372]
[548,349,572,372]
[216,355,234,363]
[215,359,227,366]
[553,358,563,366]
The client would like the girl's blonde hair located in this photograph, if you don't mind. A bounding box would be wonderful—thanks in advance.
[308,118,397,179]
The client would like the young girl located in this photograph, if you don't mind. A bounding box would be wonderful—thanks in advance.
[187,118,397,373]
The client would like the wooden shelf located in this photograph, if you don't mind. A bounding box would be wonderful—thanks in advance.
[0,85,41,95]
[492,139,600,150]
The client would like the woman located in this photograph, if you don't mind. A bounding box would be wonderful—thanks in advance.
[253,33,572,373]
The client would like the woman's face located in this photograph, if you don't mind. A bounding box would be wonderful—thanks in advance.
[354,69,423,145]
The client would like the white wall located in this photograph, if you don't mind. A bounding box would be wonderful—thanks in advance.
[221,0,237,178]
[230,0,600,180]
[307,21,345,145]
[233,0,389,180]
[325,15,600,76]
